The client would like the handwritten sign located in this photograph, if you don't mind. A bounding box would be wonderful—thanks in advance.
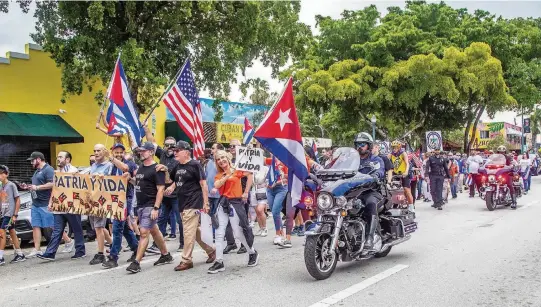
[50,173,128,220]
[234,146,264,172]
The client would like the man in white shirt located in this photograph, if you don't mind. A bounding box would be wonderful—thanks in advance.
[467,151,484,197]
[37,151,86,261]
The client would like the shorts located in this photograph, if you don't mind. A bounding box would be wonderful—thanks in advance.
[0,216,14,230]
[89,216,107,229]
[31,205,54,228]
[401,176,411,188]
[137,207,158,230]
[250,192,267,207]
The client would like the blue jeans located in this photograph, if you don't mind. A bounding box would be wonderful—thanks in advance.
[522,172,531,191]
[267,185,288,232]
[43,214,85,258]
[450,179,458,198]
[110,200,138,260]
[158,197,183,244]
[417,179,423,198]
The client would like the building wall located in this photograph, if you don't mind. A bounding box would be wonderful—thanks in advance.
[470,121,523,151]
[0,44,167,167]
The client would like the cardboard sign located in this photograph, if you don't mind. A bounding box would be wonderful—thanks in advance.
[234,146,264,172]
[50,173,128,220]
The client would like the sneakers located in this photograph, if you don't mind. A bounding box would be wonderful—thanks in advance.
[256,229,268,237]
[146,243,160,255]
[249,221,255,228]
[206,250,216,264]
[273,236,282,245]
[174,261,193,271]
[208,261,225,274]
[62,239,75,253]
[11,253,26,263]
[176,243,184,252]
[26,249,42,258]
[297,227,305,237]
[126,261,141,273]
[277,239,292,248]
[237,245,247,254]
[36,254,55,261]
[223,244,237,254]
[167,234,177,241]
[71,253,86,260]
[89,253,106,265]
[0,258,4,266]
[153,253,173,266]
[248,250,259,267]
[127,252,137,263]
[291,227,299,236]
[102,257,118,269]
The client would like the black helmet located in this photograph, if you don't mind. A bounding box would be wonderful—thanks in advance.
[354,132,373,155]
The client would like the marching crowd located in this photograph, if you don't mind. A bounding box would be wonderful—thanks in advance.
[0,128,538,274]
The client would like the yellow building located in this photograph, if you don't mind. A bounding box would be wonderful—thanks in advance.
[0,43,168,182]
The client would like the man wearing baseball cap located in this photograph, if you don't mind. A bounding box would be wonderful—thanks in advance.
[24,152,55,258]
[103,143,140,268]
[127,142,173,273]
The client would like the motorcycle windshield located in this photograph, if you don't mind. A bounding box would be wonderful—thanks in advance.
[324,147,360,171]
[485,154,506,166]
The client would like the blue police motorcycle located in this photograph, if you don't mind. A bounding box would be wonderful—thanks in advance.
[304,148,417,280]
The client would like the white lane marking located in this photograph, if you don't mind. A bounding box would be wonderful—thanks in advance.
[16,252,181,290]
[308,264,409,307]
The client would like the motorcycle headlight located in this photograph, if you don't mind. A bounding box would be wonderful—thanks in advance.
[335,196,347,207]
[317,193,334,210]
[488,175,496,182]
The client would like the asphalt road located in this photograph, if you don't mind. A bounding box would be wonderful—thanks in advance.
[2,177,541,307]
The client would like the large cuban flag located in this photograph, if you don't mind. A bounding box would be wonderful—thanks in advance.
[254,77,308,207]
[243,117,254,145]
[105,57,143,148]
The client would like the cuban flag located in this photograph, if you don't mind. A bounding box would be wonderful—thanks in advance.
[105,57,143,148]
[466,174,473,186]
[267,155,278,186]
[254,77,308,207]
[243,117,254,145]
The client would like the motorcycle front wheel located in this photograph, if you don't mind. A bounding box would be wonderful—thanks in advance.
[304,234,338,280]
[485,191,496,211]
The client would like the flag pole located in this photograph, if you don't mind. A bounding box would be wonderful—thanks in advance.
[142,60,187,125]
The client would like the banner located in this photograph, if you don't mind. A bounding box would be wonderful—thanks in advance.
[377,141,391,155]
[426,131,443,152]
[216,123,243,143]
[50,173,128,220]
[234,146,264,172]
[302,137,333,148]
[523,118,531,134]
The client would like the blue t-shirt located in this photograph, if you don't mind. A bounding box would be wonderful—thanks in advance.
[90,161,113,176]
[31,163,55,207]
[111,159,137,202]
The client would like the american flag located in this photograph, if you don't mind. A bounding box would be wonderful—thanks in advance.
[162,59,204,158]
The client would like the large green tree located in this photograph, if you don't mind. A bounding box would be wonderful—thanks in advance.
[7,1,311,112]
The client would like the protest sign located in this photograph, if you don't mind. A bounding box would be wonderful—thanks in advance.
[50,173,128,220]
[234,146,264,172]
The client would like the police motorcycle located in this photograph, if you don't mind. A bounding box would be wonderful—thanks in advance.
[304,147,417,280]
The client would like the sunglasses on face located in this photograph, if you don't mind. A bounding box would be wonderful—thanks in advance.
[164,143,175,148]
[355,142,368,148]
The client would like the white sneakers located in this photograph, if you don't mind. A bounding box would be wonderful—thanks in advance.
[26,249,43,258]
[62,239,75,253]
[255,229,268,237]
[273,236,282,245]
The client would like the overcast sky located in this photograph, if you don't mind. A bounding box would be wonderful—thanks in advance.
[1,1,540,123]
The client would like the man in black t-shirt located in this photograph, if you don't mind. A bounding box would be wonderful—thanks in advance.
[127,142,173,274]
[163,141,215,271]
[143,125,183,253]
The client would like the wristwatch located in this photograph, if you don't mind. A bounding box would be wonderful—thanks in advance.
[153,206,160,211]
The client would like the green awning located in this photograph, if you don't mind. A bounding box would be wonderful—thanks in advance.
[0,112,84,144]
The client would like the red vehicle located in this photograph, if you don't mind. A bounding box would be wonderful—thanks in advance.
[483,154,522,211]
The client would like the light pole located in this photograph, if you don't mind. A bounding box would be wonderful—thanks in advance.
[371,115,377,140]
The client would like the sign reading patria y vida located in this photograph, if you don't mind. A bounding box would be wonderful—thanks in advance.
[234,146,264,172]
[50,173,128,220]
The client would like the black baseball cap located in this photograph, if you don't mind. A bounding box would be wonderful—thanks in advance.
[27,151,45,161]
[111,143,126,151]
[135,142,155,152]
[0,165,9,174]
[174,140,192,151]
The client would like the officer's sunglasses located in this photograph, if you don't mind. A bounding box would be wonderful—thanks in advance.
[355,142,368,149]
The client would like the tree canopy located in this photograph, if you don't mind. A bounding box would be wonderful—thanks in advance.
[16,1,311,112]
